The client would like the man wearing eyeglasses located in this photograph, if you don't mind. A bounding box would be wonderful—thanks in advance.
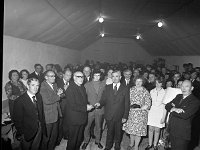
[40,70,63,150]
[63,71,93,150]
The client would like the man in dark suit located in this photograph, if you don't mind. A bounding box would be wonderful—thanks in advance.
[190,70,200,149]
[13,78,46,150]
[121,69,133,88]
[56,69,72,142]
[190,70,200,100]
[95,70,130,150]
[144,73,156,92]
[82,69,105,149]
[28,63,44,84]
[40,70,63,150]
[165,80,200,150]
[83,66,92,85]
[63,71,93,150]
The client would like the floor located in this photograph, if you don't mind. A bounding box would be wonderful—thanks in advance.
[55,128,165,150]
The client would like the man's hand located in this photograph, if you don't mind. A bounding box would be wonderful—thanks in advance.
[94,103,100,109]
[57,88,63,96]
[87,104,94,111]
[160,118,165,124]
[171,107,185,114]
[122,118,127,123]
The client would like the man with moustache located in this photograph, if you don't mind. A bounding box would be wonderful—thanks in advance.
[165,80,200,150]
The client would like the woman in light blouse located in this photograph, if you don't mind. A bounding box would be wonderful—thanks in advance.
[146,77,166,150]
[19,69,30,89]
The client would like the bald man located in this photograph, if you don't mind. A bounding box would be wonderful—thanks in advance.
[63,71,93,150]
[165,80,200,150]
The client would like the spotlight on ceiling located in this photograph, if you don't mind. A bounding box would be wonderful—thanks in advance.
[157,21,163,27]
[98,17,104,23]
[100,33,104,37]
[136,35,140,40]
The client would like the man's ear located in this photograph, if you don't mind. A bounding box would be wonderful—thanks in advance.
[45,75,48,80]
[191,86,194,91]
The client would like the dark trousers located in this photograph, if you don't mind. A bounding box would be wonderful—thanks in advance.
[57,117,63,144]
[170,135,189,150]
[84,112,103,143]
[21,123,42,150]
[42,121,58,150]
[66,124,85,150]
[105,119,122,149]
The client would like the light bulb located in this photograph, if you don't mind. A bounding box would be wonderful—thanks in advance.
[101,33,104,37]
[99,17,104,23]
[158,21,163,27]
[136,35,140,39]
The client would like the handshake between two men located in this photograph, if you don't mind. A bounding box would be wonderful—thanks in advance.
[86,103,127,124]
[86,103,101,111]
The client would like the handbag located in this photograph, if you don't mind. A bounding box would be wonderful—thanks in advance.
[130,104,141,109]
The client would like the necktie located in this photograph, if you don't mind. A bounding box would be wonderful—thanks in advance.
[114,84,118,95]
[126,80,129,85]
[32,96,39,117]
[32,96,38,110]
[179,98,184,105]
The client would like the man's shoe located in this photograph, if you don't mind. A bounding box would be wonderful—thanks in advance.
[127,145,133,150]
[153,145,158,150]
[91,134,96,139]
[104,148,110,150]
[114,143,120,150]
[145,145,153,150]
[95,142,103,149]
[81,143,88,149]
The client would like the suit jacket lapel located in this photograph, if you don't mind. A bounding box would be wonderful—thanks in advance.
[44,81,56,93]
[116,84,124,96]
[180,94,192,106]
[24,92,36,112]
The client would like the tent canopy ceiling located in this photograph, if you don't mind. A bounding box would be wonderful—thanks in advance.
[4,0,200,56]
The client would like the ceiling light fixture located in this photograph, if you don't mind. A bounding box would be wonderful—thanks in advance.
[98,17,104,23]
[157,21,163,27]
[100,33,104,37]
[136,35,140,40]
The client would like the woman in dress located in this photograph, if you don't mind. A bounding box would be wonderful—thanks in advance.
[123,76,151,150]
[146,77,166,150]
[19,69,29,89]
[4,70,27,121]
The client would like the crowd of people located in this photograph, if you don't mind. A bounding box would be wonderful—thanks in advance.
[3,60,200,150]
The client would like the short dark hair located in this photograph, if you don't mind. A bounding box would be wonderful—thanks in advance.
[133,75,145,86]
[155,77,164,86]
[112,70,121,75]
[8,70,20,80]
[27,78,39,85]
[19,69,30,78]
[34,64,42,68]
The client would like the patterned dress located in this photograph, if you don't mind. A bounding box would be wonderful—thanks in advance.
[123,86,151,136]
[4,80,27,120]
